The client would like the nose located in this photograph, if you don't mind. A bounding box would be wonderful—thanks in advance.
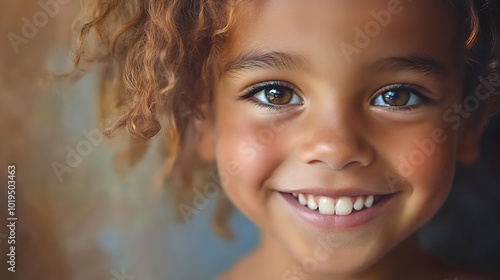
[296,104,375,170]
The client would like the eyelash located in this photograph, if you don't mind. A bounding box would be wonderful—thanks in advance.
[239,81,432,112]
[372,83,432,112]
[238,81,301,112]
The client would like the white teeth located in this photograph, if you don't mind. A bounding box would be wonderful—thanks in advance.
[353,197,364,211]
[335,197,353,216]
[364,195,374,208]
[298,193,307,205]
[292,192,380,216]
[318,197,335,215]
[307,195,318,210]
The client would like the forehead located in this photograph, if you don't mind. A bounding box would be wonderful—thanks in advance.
[220,0,463,75]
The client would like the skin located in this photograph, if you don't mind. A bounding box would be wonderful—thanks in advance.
[197,0,489,279]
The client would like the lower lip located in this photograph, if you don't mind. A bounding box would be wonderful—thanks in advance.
[279,192,395,230]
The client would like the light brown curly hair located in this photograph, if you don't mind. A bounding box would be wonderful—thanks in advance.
[72,0,500,238]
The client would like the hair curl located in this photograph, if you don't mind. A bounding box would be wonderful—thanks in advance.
[73,0,500,237]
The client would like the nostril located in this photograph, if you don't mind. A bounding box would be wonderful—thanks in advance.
[298,138,375,170]
[306,157,371,170]
[307,159,324,165]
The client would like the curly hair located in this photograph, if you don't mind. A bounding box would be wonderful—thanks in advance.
[73,0,500,237]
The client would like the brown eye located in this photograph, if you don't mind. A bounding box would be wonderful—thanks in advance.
[265,87,293,105]
[242,81,303,109]
[371,84,426,109]
[372,85,425,108]
[382,90,410,106]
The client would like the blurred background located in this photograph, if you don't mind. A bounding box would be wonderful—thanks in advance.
[0,1,499,280]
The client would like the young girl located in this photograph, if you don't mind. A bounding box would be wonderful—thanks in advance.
[74,0,500,279]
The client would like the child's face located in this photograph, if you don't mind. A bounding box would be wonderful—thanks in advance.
[207,0,478,275]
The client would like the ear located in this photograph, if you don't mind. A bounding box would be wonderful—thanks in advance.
[194,105,216,162]
[456,104,491,165]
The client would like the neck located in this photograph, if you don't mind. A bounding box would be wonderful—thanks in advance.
[249,232,438,280]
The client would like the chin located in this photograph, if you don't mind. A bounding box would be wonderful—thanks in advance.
[280,233,391,278]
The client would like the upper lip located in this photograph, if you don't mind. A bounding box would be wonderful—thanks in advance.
[279,187,394,197]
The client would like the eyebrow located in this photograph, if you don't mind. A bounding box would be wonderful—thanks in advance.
[373,55,448,77]
[221,51,448,78]
[222,50,309,76]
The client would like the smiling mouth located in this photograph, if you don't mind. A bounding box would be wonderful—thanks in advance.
[289,192,389,216]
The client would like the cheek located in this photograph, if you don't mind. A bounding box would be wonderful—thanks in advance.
[403,130,455,191]
[387,123,458,228]
[214,114,288,223]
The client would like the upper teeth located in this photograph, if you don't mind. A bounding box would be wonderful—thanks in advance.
[293,193,376,216]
